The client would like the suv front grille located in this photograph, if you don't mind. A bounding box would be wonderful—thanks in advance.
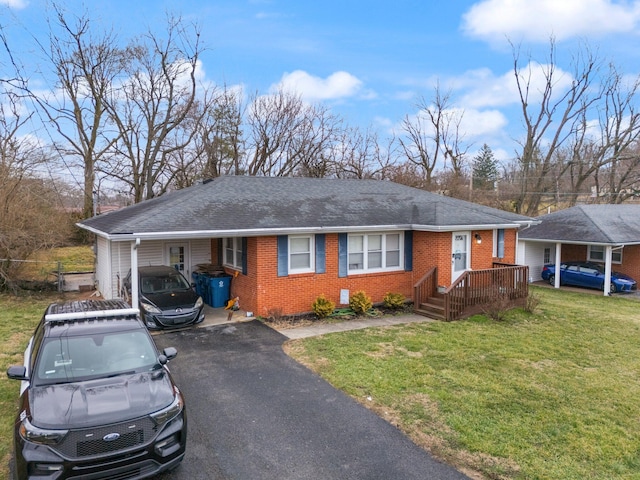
[54,417,156,458]
[78,429,144,456]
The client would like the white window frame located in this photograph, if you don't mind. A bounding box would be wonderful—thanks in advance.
[347,232,403,274]
[289,235,314,274]
[588,245,622,264]
[223,237,243,270]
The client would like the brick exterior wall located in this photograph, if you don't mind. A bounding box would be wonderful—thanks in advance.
[209,229,520,317]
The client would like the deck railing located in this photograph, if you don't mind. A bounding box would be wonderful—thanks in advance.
[414,264,529,321]
[413,266,438,309]
[443,265,529,321]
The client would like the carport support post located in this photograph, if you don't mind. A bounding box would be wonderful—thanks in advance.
[131,239,140,308]
[554,242,562,289]
[603,245,612,296]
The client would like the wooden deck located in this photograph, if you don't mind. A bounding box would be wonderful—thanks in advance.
[414,264,529,321]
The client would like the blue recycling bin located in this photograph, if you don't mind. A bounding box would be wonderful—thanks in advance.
[209,275,231,308]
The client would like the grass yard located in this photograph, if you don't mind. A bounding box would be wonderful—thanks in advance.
[285,287,640,480]
[0,293,72,480]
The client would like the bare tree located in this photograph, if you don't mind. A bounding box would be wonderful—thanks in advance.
[332,126,395,179]
[30,5,124,218]
[512,40,605,215]
[197,86,245,178]
[104,16,208,202]
[245,89,342,177]
[0,89,70,290]
[398,85,468,188]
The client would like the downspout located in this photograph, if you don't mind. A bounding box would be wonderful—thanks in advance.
[131,238,140,309]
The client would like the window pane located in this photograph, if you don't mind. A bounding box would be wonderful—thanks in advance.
[349,252,363,270]
[349,235,363,252]
[368,235,382,251]
[291,237,310,254]
[386,250,400,267]
[590,246,604,261]
[368,251,382,268]
[386,234,399,250]
[291,253,311,269]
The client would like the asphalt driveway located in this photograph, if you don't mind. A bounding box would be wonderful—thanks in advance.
[153,320,469,480]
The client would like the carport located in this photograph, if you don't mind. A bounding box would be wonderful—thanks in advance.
[518,205,640,296]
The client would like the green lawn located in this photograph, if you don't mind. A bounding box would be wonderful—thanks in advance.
[0,293,65,480]
[1,287,639,480]
[285,287,640,480]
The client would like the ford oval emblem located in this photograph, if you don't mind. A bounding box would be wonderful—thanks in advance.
[103,433,120,442]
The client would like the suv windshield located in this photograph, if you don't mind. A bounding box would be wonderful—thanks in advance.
[34,330,158,385]
[140,272,191,294]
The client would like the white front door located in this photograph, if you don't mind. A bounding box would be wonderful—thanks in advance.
[166,243,191,278]
[451,232,470,282]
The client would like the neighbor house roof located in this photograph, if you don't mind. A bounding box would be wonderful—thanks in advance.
[79,176,535,240]
[519,204,640,245]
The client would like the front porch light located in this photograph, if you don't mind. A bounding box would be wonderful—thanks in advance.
[474,233,482,245]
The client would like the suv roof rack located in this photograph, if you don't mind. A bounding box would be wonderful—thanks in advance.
[45,308,139,323]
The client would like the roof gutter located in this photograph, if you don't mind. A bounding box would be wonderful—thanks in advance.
[520,238,638,247]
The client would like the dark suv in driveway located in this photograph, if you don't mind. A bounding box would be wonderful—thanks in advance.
[7,299,186,480]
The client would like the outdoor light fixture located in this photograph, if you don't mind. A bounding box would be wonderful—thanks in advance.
[474,233,482,244]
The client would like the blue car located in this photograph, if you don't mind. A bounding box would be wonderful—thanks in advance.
[541,261,637,294]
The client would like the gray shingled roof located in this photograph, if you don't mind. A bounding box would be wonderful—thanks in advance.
[79,176,534,238]
[519,204,640,244]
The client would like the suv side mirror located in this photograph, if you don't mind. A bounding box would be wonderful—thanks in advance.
[7,365,28,381]
[163,347,178,361]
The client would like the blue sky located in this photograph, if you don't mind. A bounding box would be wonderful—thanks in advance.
[3,0,640,163]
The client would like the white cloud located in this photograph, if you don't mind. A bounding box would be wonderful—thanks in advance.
[452,62,574,109]
[0,0,28,8]
[462,0,640,44]
[273,70,363,101]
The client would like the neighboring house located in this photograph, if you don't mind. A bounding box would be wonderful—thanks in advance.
[517,204,640,295]
[78,176,536,319]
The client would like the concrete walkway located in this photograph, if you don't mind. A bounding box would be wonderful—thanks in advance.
[279,314,435,339]
[198,305,435,339]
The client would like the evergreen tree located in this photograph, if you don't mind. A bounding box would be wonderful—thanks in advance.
[472,144,499,190]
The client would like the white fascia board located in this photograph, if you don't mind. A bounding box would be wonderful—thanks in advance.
[412,223,527,232]
[101,225,413,241]
[80,220,539,241]
[519,238,636,247]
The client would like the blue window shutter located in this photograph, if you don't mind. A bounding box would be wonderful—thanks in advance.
[497,229,505,259]
[338,233,348,278]
[217,238,223,265]
[242,237,248,275]
[277,235,288,277]
[315,234,326,274]
[404,231,413,271]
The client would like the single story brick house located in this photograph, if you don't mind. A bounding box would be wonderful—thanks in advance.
[78,176,536,318]
[517,204,640,295]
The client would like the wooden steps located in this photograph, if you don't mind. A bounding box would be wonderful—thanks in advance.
[415,294,445,320]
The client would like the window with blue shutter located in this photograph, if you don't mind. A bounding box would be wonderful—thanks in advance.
[315,234,326,274]
[277,235,288,277]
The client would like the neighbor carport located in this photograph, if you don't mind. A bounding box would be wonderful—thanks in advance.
[153,320,469,480]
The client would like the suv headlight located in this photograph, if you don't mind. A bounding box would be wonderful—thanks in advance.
[140,300,162,314]
[150,388,184,427]
[20,418,68,445]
